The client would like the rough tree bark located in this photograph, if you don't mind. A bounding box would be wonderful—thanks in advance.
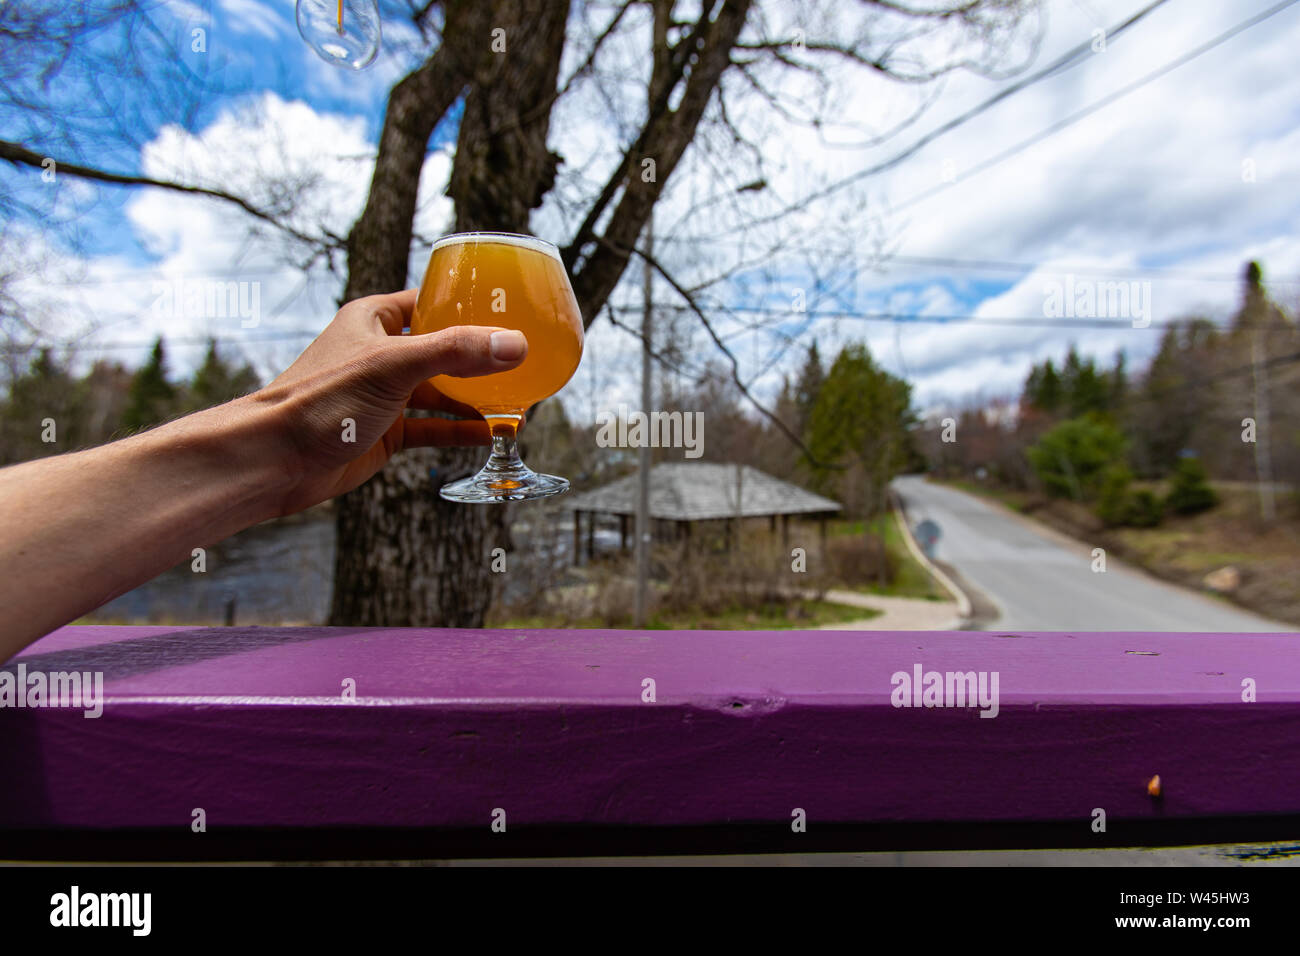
[329,0,571,626]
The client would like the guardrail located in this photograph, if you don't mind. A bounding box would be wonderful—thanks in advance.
[3,624,1298,860]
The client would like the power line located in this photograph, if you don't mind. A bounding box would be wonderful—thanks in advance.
[876,254,1300,285]
[1107,348,1300,406]
[611,303,1298,333]
[19,267,337,285]
[681,0,1300,257]
[19,1,1300,323]
[34,245,1300,293]
[889,0,1300,214]
[695,0,1176,239]
[0,329,320,355]
[917,348,1300,412]
[648,239,1300,284]
[24,300,1295,357]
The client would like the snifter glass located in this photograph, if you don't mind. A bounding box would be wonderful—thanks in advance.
[410,232,584,503]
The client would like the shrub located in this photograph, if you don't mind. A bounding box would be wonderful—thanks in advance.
[1165,455,1219,515]
[1126,489,1165,528]
[1095,464,1135,526]
[825,533,896,588]
[1095,464,1165,528]
[1027,415,1127,500]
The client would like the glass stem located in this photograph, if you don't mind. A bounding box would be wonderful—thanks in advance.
[481,416,528,482]
[438,412,568,501]
[488,431,521,469]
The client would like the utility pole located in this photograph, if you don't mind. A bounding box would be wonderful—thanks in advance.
[635,213,653,626]
[1252,328,1276,521]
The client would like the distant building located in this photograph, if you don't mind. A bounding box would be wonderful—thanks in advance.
[565,462,840,562]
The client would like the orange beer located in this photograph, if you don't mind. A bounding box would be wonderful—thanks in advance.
[411,233,583,430]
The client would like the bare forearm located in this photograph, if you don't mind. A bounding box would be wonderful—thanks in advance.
[0,291,525,662]
[0,393,294,661]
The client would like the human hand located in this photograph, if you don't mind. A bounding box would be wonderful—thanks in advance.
[251,288,526,517]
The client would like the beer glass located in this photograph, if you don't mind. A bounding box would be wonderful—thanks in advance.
[411,232,584,502]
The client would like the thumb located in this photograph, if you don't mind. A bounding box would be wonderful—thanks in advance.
[379,326,528,391]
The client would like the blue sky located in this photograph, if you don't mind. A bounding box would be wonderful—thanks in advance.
[4,0,1300,419]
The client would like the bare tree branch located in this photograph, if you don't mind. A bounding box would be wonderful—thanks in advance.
[634,242,844,469]
[567,0,755,326]
[0,137,332,253]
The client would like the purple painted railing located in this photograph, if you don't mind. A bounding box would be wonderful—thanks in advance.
[3,625,1299,859]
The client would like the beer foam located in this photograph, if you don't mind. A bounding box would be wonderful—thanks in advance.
[431,232,562,262]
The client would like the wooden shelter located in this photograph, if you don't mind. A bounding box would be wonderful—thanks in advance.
[565,462,841,563]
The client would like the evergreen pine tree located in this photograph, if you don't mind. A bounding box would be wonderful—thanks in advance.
[187,338,260,411]
[1165,455,1219,515]
[793,341,824,440]
[121,337,177,431]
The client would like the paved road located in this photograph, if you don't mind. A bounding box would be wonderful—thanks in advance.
[893,475,1290,632]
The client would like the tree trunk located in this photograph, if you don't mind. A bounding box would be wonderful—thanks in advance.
[329,0,569,626]
[330,0,753,626]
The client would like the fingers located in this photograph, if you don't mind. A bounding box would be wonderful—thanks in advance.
[352,288,419,336]
[381,326,527,392]
[407,382,527,433]
[402,417,492,449]
[408,381,482,419]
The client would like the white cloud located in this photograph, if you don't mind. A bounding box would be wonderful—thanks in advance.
[19,0,1300,424]
[32,93,448,382]
[559,0,1300,422]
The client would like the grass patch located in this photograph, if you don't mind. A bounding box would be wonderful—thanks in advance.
[826,513,944,600]
[499,598,878,630]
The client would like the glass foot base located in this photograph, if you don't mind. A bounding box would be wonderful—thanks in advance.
[439,467,570,503]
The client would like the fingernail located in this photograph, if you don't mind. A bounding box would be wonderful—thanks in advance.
[490,329,526,362]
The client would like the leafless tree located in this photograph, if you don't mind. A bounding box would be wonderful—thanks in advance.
[2,0,1042,625]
